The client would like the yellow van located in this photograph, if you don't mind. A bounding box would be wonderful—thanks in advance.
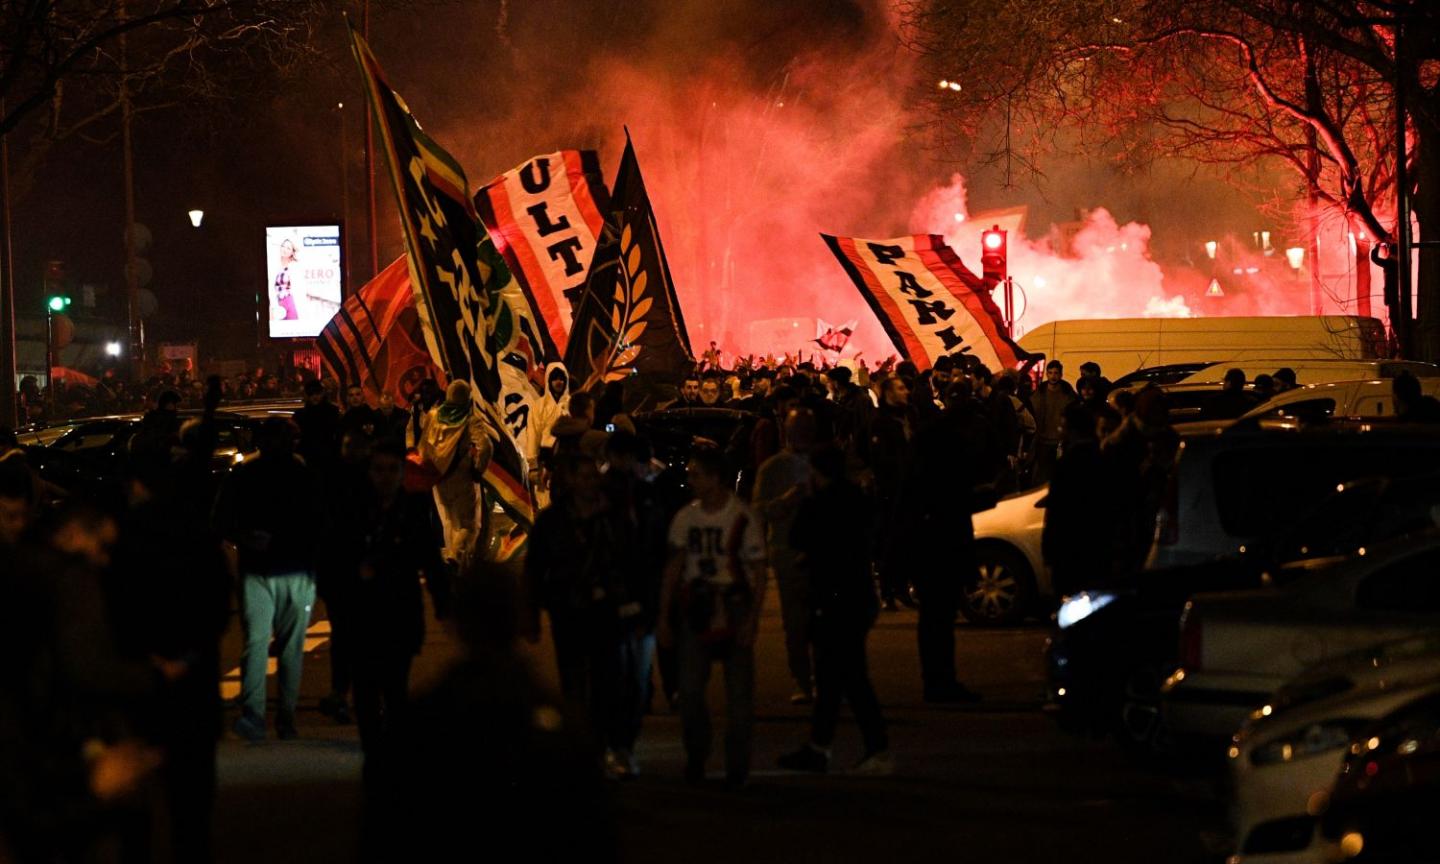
[1018,316,1387,376]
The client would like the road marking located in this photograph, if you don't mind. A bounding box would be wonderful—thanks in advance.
[220,618,332,701]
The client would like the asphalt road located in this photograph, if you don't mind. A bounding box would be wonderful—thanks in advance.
[212,591,1229,864]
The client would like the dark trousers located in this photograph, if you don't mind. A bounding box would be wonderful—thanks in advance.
[1032,440,1061,486]
[811,617,888,755]
[612,631,655,755]
[915,570,963,690]
[553,614,627,756]
[353,652,412,783]
[320,587,354,699]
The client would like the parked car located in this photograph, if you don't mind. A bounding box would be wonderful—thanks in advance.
[967,484,1050,625]
[1162,534,1440,742]
[1047,434,1440,748]
[1241,378,1440,423]
[1147,422,1440,571]
[631,407,755,507]
[25,411,264,497]
[1320,690,1440,862]
[1178,358,1440,387]
[1227,636,1440,863]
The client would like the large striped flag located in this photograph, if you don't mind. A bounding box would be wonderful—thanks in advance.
[821,233,1034,372]
[316,256,440,408]
[349,26,533,527]
[476,151,610,357]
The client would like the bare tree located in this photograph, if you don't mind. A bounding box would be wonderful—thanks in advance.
[903,0,1440,359]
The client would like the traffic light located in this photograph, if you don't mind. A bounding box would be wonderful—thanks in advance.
[47,295,71,313]
[980,226,1007,284]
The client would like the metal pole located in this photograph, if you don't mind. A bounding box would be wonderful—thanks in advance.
[1004,276,1015,337]
[0,97,16,427]
[1394,21,1414,357]
[44,309,52,416]
[339,102,352,296]
[364,0,378,279]
[120,9,142,378]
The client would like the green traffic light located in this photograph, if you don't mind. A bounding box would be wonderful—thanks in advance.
[48,295,66,312]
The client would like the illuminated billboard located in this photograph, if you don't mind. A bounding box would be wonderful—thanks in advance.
[266,224,342,339]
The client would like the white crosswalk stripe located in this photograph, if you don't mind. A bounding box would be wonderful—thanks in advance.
[220,618,332,701]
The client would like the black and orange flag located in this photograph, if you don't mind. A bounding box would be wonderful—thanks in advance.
[349,25,533,526]
[564,133,694,410]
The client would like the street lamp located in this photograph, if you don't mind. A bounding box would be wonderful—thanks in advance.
[1286,247,1306,271]
[1204,240,1217,259]
[105,341,123,357]
[188,209,204,228]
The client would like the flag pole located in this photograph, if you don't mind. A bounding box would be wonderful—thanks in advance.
[364,0,379,281]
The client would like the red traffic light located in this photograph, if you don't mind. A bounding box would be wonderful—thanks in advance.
[980,225,1007,283]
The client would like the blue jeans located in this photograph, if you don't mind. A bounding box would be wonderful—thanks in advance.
[239,571,316,726]
[677,630,755,783]
[613,632,655,755]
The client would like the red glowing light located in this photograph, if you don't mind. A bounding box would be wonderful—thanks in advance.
[983,231,1005,250]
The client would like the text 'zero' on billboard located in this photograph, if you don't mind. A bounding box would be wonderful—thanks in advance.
[266,224,342,339]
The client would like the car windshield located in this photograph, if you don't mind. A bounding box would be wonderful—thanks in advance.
[51,421,129,453]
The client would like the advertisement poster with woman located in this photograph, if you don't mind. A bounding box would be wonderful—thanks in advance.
[266,224,343,338]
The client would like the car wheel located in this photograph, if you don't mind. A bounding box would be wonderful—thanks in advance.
[1117,663,1170,756]
[960,545,1034,626]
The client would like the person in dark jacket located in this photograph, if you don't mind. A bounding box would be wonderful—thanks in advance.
[1394,371,1440,422]
[293,380,341,471]
[909,383,996,703]
[525,451,637,769]
[1202,368,1258,419]
[109,380,231,863]
[328,441,450,785]
[380,562,615,864]
[776,446,890,774]
[1041,402,1113,597]
[601,431,669,776]
[1029,360,1077,485]
[316,430,376,726]
[213,417,323,742]
[869,376,919,610]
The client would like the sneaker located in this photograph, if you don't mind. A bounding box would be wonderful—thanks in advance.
[615,749,640,779]
[776,743,829,773]
[603,750,626,781]
[232,713,266,744]
[924,683,982,704]
[789,688,814,706]
[319,694,353,725]
[850,750,895,776]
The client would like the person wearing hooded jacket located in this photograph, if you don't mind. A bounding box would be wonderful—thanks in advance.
[530,363,571,509]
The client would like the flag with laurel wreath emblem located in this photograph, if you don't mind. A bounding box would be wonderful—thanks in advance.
[564,134,693,410]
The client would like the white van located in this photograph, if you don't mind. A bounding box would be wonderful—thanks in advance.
[1018,315,1386,376]
[1241,377,1440,421]
[1178,358,1440,386]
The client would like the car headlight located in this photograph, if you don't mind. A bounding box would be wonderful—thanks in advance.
[1251,721,1363,766]
[1056,592,1117,630]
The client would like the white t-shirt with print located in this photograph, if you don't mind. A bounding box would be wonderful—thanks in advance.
[668,495,766,587]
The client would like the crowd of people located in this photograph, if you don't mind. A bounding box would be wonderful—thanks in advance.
[6,344,1440,862]
[16,362,322,427]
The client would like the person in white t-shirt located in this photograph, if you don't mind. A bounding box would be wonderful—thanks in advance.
[657,446,767,789]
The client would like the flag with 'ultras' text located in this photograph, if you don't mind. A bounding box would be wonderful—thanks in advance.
[821,233,1034,372]
[476,151,610,358]
[317,256,441,409]
[565,134,693,409]
[349,26,533,527]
